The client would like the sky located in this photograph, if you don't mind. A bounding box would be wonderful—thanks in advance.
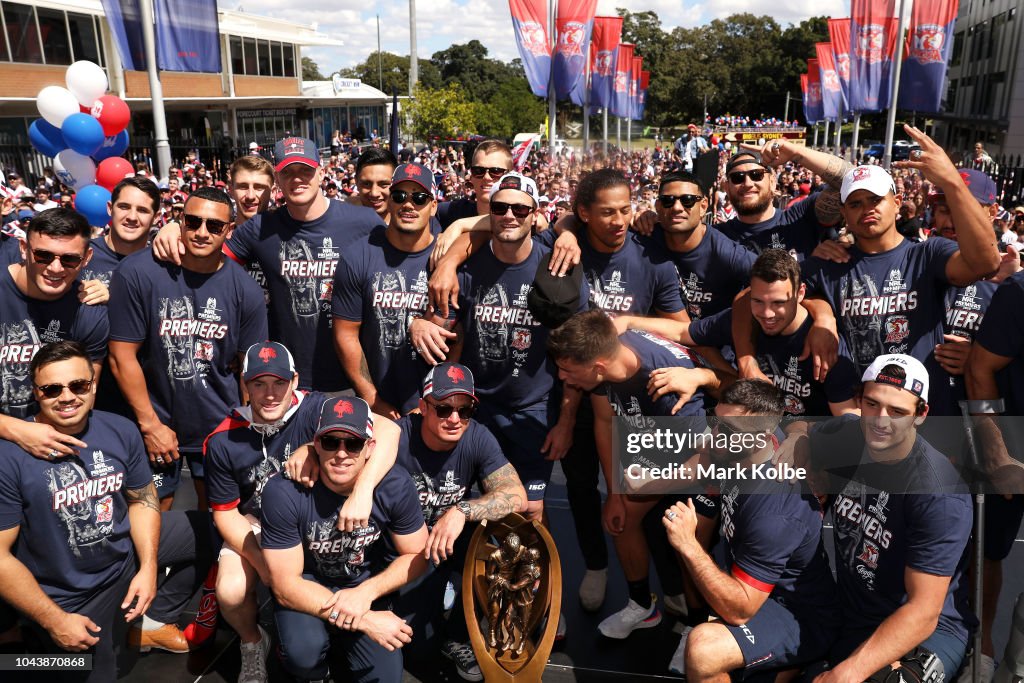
[220,0,846,76]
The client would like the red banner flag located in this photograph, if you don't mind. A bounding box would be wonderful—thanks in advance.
[815,43,844,120]
[805,59,824,123]
[553,0,598,100]
[827,18,851,107]
[630,55,643,120]
[588,15,623,110]
[611,42,633,118]
[899,0,959,112]
[850,0,899,111]
[509,0,551,98]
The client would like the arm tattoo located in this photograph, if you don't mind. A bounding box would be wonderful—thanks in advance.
[470,464,524,522]
[358,354,373,384]
[815,187,844,226]
[819,156,853,189]
[125,482,160,513]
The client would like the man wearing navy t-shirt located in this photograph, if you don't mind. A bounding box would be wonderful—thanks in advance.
[108,188,268,511]
[333,163,438,418]
[261,396,427,683]
[663,380,839,681]
[81,177,161,287]
[345,147,397,219]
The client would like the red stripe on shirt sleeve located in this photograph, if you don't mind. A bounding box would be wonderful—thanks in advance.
[732,564,774,593]
[223,244,244,265]
[211,499,240,512]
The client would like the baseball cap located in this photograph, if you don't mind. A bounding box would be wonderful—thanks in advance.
[528,251,583,329]
[538,195,551,205]
[489,172,539,206]
[1014,206,1024,215]
[422,363,476,401]
[274,137,320,172]
[861,353,929,403]
[927,169,997,206]
[248,141,259,150]
[391,163,436,195]
[241,341,296,381]
[315,396,374,439]
[725,152,767,174]
[840,165,897,203]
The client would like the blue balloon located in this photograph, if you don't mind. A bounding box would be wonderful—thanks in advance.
[73,184,112,227]
[93,130,130,162]
[61,113,105,157]
[28,119,65,158]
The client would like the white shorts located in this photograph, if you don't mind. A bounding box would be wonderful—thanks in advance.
[218,513,262,561]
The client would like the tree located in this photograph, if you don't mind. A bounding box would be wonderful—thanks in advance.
[430,40,518,104]
[404,83,479,141]
[301,56,324,81]
[475,79,547,139]
[338,51,441,94]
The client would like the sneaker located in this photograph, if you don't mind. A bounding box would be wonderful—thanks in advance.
[128,623,189,653]
[598,595,662,639]
[555,613,566,641]
[579,568,607,612]
[668,626,693,675]
[662,593,687,618]
[441,640,482,682]
[237,625,269,683]
[956,653,995,683]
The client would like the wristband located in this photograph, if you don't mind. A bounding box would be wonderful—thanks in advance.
[966,399,1005,414]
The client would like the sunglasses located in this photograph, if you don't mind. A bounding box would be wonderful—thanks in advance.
[658,194,703,209]
[318,433,367,453]
[390,190,432,207]
[490,201,533,219]
[428,400,476,421]
[35,379,93,399]
[183,214,229,235]
[470,166,508,179]
[30,249,85,269]
[728,170,767,185]
[708,414,744,438]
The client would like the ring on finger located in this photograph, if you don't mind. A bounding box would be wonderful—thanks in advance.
[666,510,677,521]
[47,449,60,459]
[330,611,340,621]
[911,149,923,160]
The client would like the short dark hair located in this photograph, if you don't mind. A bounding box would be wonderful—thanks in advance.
[547,310,619,364]
[750,249,801,291]
[574,169,630,217]
[860,364,928,415]
[26,207,91,241]
[659,171,705,196]
[356,147,398,176]
[30,340,92,382]
[719,380,785,434]
[111,176,161,212]
[186,187,234,221]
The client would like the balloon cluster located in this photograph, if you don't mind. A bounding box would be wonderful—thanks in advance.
[29,61,133,227]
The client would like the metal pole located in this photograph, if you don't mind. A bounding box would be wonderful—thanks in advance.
[784,90,790,124]
[139,0,170,182]
[834,113,842,156]
[882,0,912,168]
[851,112,862,163]
[547,0,556,163]
[627,116,631,152]
[603,107,608,156]
[408,0,418,97]
[813,123,819,148]
[822,119,830,150]
[377,15,383,92]
[582,56,590,155]
[616,116,621,148]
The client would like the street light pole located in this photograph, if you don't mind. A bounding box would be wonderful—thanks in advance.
[408,0,418,97]
[377,15,383,92]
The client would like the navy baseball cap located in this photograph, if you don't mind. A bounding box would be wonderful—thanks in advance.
[422,363,476,401]
[242,341,296,381]
[725,152,767,174]
[392,163,436,195]
[315,396,374,439]
[274,137,320,172]
[927,169,998,206]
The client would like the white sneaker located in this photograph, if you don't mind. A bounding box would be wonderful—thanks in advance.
[668,625,693,675]
[956,653,995,683]
[598,595,662,639]
[662,593,687,617]
[237,625,269,683]
[579,568,607,612]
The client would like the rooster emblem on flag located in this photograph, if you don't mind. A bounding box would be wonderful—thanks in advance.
[519,21,549,57]
[557,22,586,58]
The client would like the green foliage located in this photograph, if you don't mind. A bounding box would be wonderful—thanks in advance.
[404,83,479,140]
[301,56,324,82]
[337,51,441,95]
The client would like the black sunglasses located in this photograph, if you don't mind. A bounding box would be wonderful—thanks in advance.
[183,214,229,235]
[708,414,744,438]
[35,379,93,399]
[390,190,432,207]
[31,249,84,269]
[728,170,767,185]
[490,201,533,219]
[658,194,703,209]
[318,434,367,453]
[428,400,476,421]
[470,166,508,179]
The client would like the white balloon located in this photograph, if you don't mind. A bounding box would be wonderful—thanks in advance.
[36,86,81,128]
[65,60,109,108]
[54,149,97,190]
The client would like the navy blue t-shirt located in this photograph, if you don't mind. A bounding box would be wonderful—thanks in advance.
[803,238,958,415]
[0,411,153,612]
[691,310,858,416]
[716,192,826,260]
[396,413,507,527]
[260,467,424,589]
[975,271,1024,415]
[0,238,19,266]
[436,197,478,229]
[206,390,324,518]
[332,227,433,414]
[0,271,109,418]
[80,236,124,286]
[455,241,588,412]
[108,251,268,451]
[224,202,384,391]
[646,225,756,319]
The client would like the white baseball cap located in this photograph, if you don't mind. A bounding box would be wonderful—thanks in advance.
[861,353,929,402]
[489,172,539,206]
[841,165,897,203]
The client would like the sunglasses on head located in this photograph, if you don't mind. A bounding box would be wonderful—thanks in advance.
[490,201,533,219]
[35,379,93,399]
[470,166,508,179]
[182,214,229,235]
[390,190,432,207]
[728,169,767,185]
[30,249,84,269]
[428,400,476,421]
[658,194,703,209]
[318,433,367,453]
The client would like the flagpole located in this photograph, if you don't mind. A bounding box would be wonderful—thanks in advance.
[834,112,842,156]
[583,57,591,155]
[813,123,819,148]
[882,0,912,168]
[851,112,862,162]
[822,119,830,150]
[603,107,608,156]
[548,0,557,163]
[139,0,170,183]
[616,116,621,148]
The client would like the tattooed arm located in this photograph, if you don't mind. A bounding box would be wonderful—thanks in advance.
[333,317,398,418]
[745,140,851,227]
[123,482,160,620]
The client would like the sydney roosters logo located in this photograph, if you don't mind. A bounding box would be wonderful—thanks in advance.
[334,400,354,417]
[258,347,277,363]
[447,366,465,383]
[405,164,422,177]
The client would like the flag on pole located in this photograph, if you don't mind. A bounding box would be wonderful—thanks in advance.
[100,0,147,70]
[637,70,650,120]
[849,0,899,111]
[827,18,852,109]
[898,0,959,112]
[509,0,551,97]
[815,43,844,120]
[511,136,538,170]
[805,59,825,124]
[154,0,221,72]
[588,15,623,110]
[610,43,633,118]
[553,0,598,101]
[630,55,643,121]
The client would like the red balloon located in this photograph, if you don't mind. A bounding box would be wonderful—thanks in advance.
[95,157,134,191]
[90,95,130,136]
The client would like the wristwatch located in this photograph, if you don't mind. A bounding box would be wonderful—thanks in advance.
[455,501,472,519]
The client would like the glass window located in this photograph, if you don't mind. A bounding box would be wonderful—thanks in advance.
[256,39,270,76]
[283,43,295,78]
[230,36,242,75]
[270,41,282,76]
[4,2,43,63]
[36,7,70,65]
[242,36,256,75]
[0,4,9,61]
[67,11,98,64]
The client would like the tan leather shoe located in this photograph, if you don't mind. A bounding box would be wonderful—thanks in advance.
[128,623,189,653]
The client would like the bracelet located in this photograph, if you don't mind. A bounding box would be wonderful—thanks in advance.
[965,399,1005,414]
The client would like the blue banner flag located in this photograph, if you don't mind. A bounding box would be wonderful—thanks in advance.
[849,0,899,112]
[898,0,959,112]
[509,0,551,98]
[100,0,146,71]
[588,16,622,110]
[155,0,222,72]
[553,0,597,101]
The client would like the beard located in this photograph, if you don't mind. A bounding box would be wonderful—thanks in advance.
[733,191,773,217]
